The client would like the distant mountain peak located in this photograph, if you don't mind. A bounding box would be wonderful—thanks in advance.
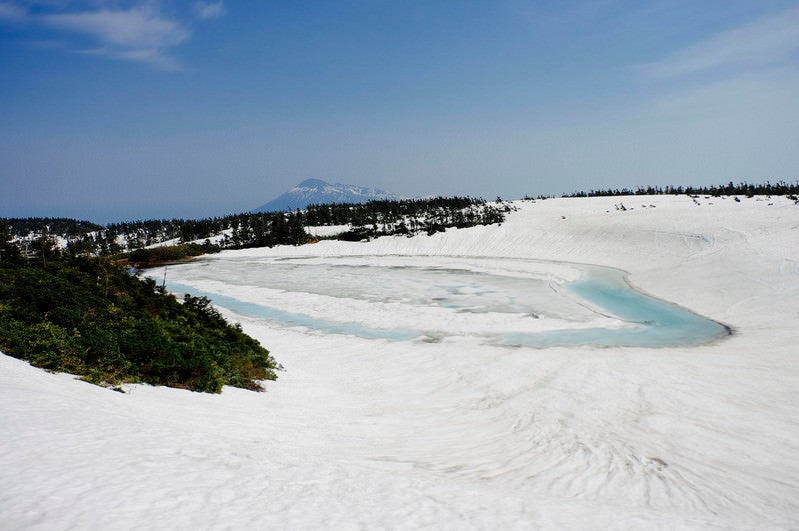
[253,179,401,213]
[294,178,329,188]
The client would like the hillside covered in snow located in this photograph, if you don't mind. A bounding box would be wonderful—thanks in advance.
[2,194,799,529]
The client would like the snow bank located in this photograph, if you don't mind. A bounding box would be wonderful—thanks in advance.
[2,195,798,529]
[305,224,350,237]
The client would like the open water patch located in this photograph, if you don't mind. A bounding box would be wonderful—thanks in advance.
[503,267,730,348]
[165,281,422,342]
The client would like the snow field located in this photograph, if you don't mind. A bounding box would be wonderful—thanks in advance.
[2,194,798,529]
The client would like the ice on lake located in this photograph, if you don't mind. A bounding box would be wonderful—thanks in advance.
[161,254,728,348]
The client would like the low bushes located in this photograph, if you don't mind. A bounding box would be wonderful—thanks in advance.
[0,255,280,392]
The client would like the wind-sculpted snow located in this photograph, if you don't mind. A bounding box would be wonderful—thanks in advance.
[2,195,799,529]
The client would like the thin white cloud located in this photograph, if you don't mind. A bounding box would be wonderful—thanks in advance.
[38,5,190,69]
[41,6,189,49]
[193,1,225,20]
[81,46,184,71]
[641,6,799,79]
[0,1,26,21]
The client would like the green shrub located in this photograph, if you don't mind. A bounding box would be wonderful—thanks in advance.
[0,255,280,392]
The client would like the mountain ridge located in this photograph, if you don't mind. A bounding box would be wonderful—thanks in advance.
[252,179,402,213]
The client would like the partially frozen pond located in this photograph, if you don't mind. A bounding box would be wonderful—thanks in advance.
[158,254,729,348]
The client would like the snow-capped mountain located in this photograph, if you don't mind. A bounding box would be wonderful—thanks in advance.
[252,179,401,213]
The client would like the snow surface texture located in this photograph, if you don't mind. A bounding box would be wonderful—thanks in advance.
[2,195,799,529]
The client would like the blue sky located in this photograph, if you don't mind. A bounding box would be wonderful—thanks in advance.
[1,1,798,223]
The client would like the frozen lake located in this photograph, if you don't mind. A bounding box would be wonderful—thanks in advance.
[161,254,729,349]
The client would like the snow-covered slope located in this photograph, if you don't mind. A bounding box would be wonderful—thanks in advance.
[2,194,799,529]
[252,178,401,212]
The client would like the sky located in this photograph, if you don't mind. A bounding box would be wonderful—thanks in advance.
[1,1,798,223]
